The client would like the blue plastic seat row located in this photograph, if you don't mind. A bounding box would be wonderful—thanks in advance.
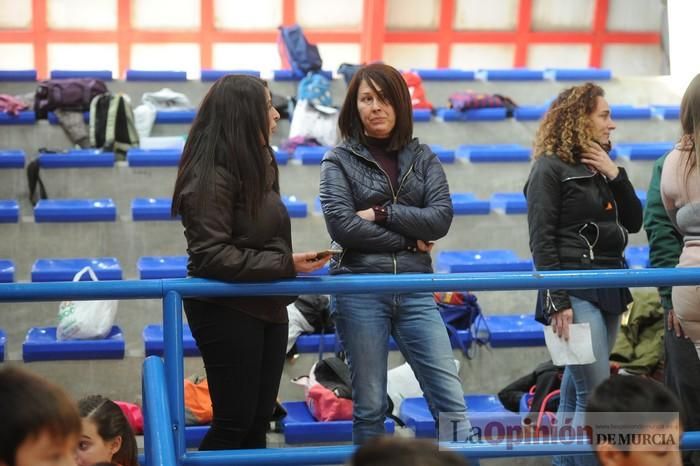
[34,199,116,222]
[0,200,19,223]
[0,150,25,168]
[22,326,125,362]
[131,195,307,220]
[0,259,14,283]
[456,144,531,163]
[126,148,289,166]
[0,329,5,361]
[611,142,674,161]
[31,257,122,282]
[436,249,533,273]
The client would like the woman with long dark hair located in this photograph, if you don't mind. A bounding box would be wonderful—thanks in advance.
[172,75,328,450]
[76,395,138,466]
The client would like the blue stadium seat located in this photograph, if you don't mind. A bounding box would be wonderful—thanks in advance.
[451,193,490,215]
[39,150,115,168]
[479,69,544,81]
[486,314,543,347]
[611,142,674,161]
[399,395,520,438]
[514,106,547,121]
[201,69,261,81]
[0,111,36,125]
[428,144,455,164]
[283,196,308,218]
[413,69,475,81]
[546,68,611,81]
[0,200,19,223]
[48,111,89,125]
[636,189,647,207]
[490,192,527,214]
[625,245,649,269]
[126,70,187,81]
[273,70,333,81]
[50,70,113,80]
[294,146,330,165]
[438,107,507,122]
[0,149,25,168]
[281,401,395,444]
[184,427,209,448]
[436,250,533,273]
[127,148,181,167]
[31,257,122,282]
[142,324,200,357]
[0,70,37,81]
[456,144,531,163]
[651,105,680,119]
[132,198,177,221]
[0,259,15,283]
[23,326,125,362]
[413,109,432,122]
[610,105,652,120]
[155,110,196,124]
[274,149,291,165]
[138,256,187,279]
[34,199,116,222]
[0,329,5,361]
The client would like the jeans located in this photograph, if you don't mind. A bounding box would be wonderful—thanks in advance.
[553,296,620,466]
[184,299,287,450]
[333,292,467,445]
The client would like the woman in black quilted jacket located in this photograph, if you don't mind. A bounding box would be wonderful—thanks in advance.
[319,63,468,445]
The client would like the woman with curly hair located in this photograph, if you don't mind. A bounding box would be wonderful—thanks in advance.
[524,83,642,465]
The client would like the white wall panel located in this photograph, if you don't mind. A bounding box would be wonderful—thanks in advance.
[0,44,34,69]
[132,0,200,30]
[527,44,590,69]
[48,0,116,30]
[48,43,118,75]
[214,0,281,30]
[0,0,31,28]
[383,44,437,70]
[213,43,280,71]
[602,44,663,76]
[317,43,360,73]
[296,0,361,29]
[450,44,515,69]
[454,0,518,31]
[386,0,439,30]
[532,0,593,31]
[131,43,200,79]
[607,0,662,31]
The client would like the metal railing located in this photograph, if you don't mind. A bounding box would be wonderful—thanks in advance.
[3,268,700,465]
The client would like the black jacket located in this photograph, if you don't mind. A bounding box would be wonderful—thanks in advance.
[176,155,297,323]
[319,138,453,274]
[524,155,643,322]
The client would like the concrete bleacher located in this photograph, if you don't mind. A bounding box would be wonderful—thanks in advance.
[0,71,676,411]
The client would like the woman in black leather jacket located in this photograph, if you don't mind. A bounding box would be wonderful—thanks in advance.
[524,83,642,466]
[319,64,467,444]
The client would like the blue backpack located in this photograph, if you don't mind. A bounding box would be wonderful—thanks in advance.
[298,72,332,108]
[278,24,322,77]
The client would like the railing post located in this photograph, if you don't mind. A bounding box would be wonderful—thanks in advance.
[163,290,186,462]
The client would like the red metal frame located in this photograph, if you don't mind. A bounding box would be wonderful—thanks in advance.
[0,0,659,78]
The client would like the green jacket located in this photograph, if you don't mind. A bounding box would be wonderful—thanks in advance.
[643,153,683,311]
[611,290,664,374]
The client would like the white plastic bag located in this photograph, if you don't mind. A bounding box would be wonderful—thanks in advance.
[56,266,118,340]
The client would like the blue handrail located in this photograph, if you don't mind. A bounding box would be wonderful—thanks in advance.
[2,268,700,465]
[143,356,177,466]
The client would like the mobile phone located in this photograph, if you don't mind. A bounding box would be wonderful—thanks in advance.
[315,249,343,259]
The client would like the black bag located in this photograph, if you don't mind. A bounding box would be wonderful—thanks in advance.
[34,78,108,119]
[89,93,139,157]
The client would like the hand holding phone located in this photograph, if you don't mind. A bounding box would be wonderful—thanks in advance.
[315,249,343,260]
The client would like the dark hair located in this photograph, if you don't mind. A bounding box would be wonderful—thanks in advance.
[79,395,138,466]
[172,74,278,218]
[338,63,413,151]
[349,438,471,466]
[533,82,606,164]
[679,73,700,183]
[0,367,81,466]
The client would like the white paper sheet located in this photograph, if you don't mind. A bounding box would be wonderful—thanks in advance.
[543,322,596,366]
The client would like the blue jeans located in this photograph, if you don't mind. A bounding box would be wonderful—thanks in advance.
[553,296,620,466]
[333,292,467,444]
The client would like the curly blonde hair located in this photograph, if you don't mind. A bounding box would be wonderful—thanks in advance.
[533,83,605,164]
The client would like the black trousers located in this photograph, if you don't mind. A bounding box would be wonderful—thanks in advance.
[184,299,287,450]
[664,309,700,466]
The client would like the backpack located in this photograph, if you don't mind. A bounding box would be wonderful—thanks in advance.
[434,291,489,358]
[34,78,108,119]
[297,72,332,108]
[337,63,362,86]
[401,71,433,110]
[278,24,323,77]
[293,356,354,421]
[89,93,139,157]
[448,91,518,117]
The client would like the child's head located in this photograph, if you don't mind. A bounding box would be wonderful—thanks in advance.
[348,437,472,466]
[76,395,138,466]
[586,375,683,466]
[0,367,81,466]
